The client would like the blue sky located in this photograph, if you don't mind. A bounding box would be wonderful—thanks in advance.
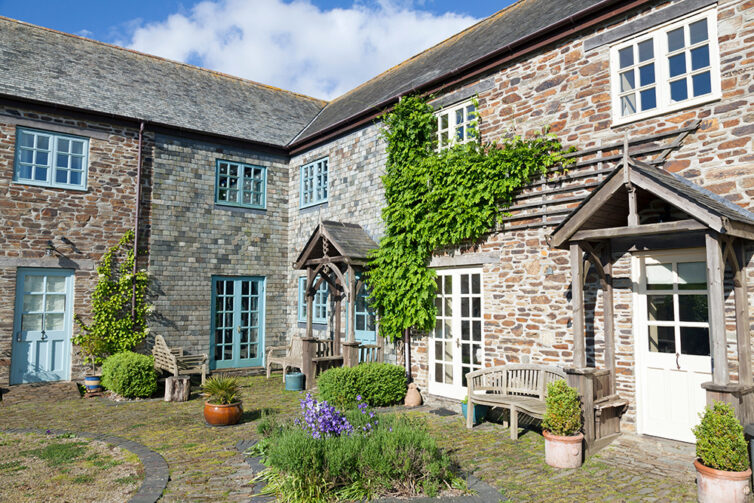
[0,1,517,99]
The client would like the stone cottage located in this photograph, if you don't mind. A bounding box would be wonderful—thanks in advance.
[2,0,754,448]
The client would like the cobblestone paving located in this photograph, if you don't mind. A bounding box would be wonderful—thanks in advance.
[0,376,702,502]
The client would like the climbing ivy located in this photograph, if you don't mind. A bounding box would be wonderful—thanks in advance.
[366,95,573,341]
[73,230,150,366]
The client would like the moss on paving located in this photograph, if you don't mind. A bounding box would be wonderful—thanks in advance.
[0,376,696,502]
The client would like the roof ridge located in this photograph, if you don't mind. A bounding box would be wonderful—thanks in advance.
[0,15,328,106]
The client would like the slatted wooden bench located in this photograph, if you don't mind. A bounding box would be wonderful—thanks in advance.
[152,334,208,385]
[465,364,567,440]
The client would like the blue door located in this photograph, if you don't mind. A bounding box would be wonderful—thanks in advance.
[11,269,74,384]
[354,283,377,346]
[211,276,265,369]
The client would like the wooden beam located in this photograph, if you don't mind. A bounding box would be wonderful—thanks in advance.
[304,256,349,266]
[706,232,729,385]
[346,265,356,344]
[627,186,639,227]
[734,239,752,385]
[581,241,606,283]
[570,243,586,368]
[306,267,314,339]
[571,219,706,241]
[603,243,616,395]
[724,220,754,242]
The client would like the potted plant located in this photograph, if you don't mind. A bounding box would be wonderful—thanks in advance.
[542,380,583,469]
[202,374,243,426]
[692,402,751,503]
[461,397,488,425]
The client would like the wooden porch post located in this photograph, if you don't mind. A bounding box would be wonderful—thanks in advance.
[306,267,314,339]
[334,291,342,356]
[570,242,587,368]
[734,239,752,385]
[602,244,616,395]
[705,232,729,385]
[346,265,356,344]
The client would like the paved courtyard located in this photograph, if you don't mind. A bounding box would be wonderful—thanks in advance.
[0,375,698,502]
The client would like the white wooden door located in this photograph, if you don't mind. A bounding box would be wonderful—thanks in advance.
[428,268,484,400]
[635,251,711,443]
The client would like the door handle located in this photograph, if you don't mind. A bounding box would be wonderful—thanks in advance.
[41,330,47,341]
[16,332,21,342]
[676,352,680,370]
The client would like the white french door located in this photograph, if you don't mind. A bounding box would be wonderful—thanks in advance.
[635,250,711,443]
[428,268,484,400]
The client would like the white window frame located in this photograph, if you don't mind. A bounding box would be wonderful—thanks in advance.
[610,7,721,126]
[435,99,477,150]
[300,157,328,208]
[14,127,89,190]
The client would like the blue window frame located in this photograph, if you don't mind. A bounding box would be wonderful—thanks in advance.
[300,157,328,207]
[215,160,267,209]
[298,276,329,324]
[210,276,265,369]
[14,127,88,190]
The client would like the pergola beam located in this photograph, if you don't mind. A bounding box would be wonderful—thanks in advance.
[571,219,706,242]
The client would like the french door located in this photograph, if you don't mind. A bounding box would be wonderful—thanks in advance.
[635,251,711,443]
[211,277,265,369]
[11,269,74,384]
[429,268,484,400]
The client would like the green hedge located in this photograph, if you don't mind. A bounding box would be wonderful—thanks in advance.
[318,363,407,408]
[101,351,157,398]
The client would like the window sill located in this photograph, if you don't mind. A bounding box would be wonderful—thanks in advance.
[214,203,267,215]
[611,93,721,128]
[12,180,88,192]
[299,201,328,213]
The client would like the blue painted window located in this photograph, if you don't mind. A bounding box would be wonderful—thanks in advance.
[298,276,328,324]
[215,160,267,208]
[14,127,88,190]
[300,157,328,207]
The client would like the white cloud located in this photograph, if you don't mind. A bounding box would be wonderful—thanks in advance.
[122,0,478,100]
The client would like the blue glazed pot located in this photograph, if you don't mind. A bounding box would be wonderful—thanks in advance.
[284,372,305,391]
[461,402,488,425]
[84,375,102,393]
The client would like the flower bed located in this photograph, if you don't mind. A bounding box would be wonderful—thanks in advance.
[251,394,465,502]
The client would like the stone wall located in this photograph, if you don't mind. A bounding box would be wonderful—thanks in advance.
[0,103,142,384]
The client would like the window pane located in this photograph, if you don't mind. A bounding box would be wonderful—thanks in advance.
[692,71,712,97]
[440,114,448,129]
[58,138,70,153]
[640,88,657,111]
[36,135,49,150]
[638,39,654,62]
[19,132,35,148]
[18,165,32,179]
[691,45,710,70]
[455,109,464,124]
[680,327,710,356]
[70,171,81,185]
[71,141,84,155]
[648,295,674,321]
[668,53,686,77]
[20,149,33,163]
[619,46,634,68]
[667,28,684,52]
[34,167,47,181]
[36,151,48,165]
[55,169,68,184]
[649,326,676,353]
[670,79,688,102]
[456,126,464,141]
[46,313,64,331]
[621,94,637,116]
[620,70,635,92]
[646,263,673,289]
[679,295,708,322]
[639,63,655,86]
[678,262,706,290]
[689,19,708,45]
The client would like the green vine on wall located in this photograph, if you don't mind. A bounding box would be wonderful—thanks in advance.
[366,95,573,342]
[73,230,150,366]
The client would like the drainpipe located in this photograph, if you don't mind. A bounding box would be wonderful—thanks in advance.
[404,328,412,383]
[132,121,145,319]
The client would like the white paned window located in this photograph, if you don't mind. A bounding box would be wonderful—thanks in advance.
[300,157,328,207]
[435,100,477,149]
[611,8,720,125]
[14,127,89,190]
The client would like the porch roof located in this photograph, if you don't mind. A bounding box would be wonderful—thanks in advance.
[294,221,378,269]
[548,158,754,248]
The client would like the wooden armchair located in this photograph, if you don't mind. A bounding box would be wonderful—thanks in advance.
[266,337,304,382]
[152,334,208,385]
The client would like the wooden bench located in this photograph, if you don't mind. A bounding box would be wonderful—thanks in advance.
[466,364,567,440]
[152,334,208,385]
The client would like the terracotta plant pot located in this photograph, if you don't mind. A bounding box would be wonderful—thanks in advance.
[694,459,752,503]
[543,430,583,469]
[404,383,422,407]
[203,401,243,426]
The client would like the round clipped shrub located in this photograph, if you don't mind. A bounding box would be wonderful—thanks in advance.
[101,351,157,398]
[693,402,749,472]
[318,363,407,408]
[542,379,582,436]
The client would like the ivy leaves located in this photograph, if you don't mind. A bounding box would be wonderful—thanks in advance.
[367,95,571,341]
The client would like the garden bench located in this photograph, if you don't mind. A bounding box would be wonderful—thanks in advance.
[267,336,343,383]
[152,334,208,385]
[465,364,567,440]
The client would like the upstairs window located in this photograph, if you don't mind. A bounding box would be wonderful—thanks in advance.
[298,276,329,324]
[215,160,266,209]
[14,127,88,190]
[300,157,328,207]
[611,8,720,125]
[436,100,476,149]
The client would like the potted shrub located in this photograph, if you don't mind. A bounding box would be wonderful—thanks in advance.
[541,379,583,469]
[692,402,751,503]
[461,397,488,425]
[202,374,243,426]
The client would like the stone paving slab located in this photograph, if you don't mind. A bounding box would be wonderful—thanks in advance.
[0,381,81,405]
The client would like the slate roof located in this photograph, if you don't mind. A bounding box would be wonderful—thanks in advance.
[0,16,326,146]
[295,221,378,267]
[293,0,607,145]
